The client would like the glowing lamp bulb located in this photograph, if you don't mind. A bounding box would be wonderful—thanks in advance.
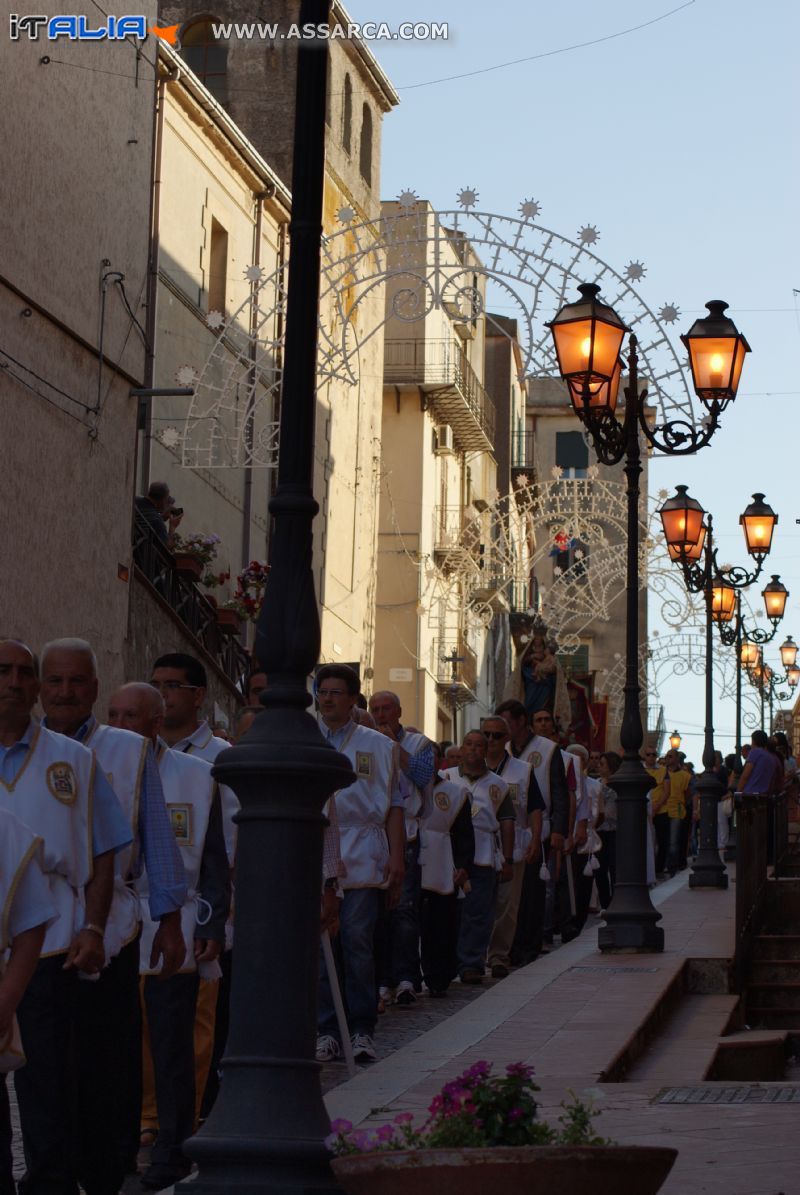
[709,351,724,389]
[581,336,592,359]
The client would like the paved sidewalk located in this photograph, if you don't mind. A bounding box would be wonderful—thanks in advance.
[325,870,799,1195]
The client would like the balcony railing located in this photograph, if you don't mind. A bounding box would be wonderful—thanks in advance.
[132,510,250,693]
[384,337,496,452]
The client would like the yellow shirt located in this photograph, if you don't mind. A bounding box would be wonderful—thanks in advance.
[646,766,667,811]
[663,768,690,819]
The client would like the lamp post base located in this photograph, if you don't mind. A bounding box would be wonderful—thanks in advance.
[597,758,664,954]
[689,771,728,889]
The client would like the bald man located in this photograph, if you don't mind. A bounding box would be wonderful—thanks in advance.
[108,683,230,1191]
[0,639,132,1195]
[40,638,187,1190]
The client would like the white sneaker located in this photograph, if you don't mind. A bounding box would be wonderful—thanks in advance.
[315,1034,341,1062]
[378,985,395,1006]
[351,1032,377,1062]
[395,981,417,1006]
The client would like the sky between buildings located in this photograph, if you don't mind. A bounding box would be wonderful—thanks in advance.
[353,0,800,756]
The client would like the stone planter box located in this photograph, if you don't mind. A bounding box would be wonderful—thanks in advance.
[332,1145,677,1195]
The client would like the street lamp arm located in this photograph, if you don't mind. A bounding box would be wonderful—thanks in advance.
[637,403,722,457]
[722,558,766,589]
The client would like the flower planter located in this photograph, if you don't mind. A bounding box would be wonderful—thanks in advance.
[332,1145,677,1195]
[174,552,204,581]
[215,609,242,636]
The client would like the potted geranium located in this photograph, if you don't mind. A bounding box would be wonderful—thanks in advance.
[328,1061,676,1195]
[215,598,243,636]
[172,531,221,581]
[233,560,270,623]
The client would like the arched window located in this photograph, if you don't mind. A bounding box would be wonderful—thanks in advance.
[342,73,352,153]
[359,103,372,186]
[180,17,228,105]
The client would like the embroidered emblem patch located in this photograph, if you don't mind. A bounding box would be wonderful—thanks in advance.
[434,790,451,812]
[168,804,192,845]
[47,762,76,805]
[530,751,543,768]
[355,751,373,778]
[489,784,501,807]
[508,783,519,804]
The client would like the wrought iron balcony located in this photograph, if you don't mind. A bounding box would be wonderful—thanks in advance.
[384,337,496,452]
[511,429,535,472]
[132,510,250,694]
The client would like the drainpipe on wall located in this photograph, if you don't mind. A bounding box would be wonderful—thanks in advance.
[139,61,179,491]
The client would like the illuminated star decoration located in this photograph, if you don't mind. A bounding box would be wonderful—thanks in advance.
[519,198,541,222]
[625,261,646,281]
[336,206,356,225]
[514,473,530,488]
[456,187,479,210]
[578,225,599,245]
[206,310,225,330]
[396,189,419,209]
[659,303,680,324]
[587,464,600,480]
[160,426,182,449]
[551,465,564,480]
[244,264,264,283]
[176,365,197,387]
[658,488,670,500]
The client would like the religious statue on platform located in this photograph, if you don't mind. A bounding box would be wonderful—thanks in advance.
[503,623,572,730]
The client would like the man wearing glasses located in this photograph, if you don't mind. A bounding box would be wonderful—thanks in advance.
[315,665,405,1064]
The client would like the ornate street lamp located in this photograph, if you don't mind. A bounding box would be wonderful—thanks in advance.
[669,729,682,751]
[780,636,798,670]
[548,284,749,951]
[740,641,760,668]
[660,484,778,889]
[763,575,790,621]
[787,662,800,688]
[681,300,751,408]
[184,5,356,1191]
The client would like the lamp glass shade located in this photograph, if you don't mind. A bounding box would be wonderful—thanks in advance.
[788,664,800,688]
[659,485,706,558]
[763,575,789,621]
[681,300,750,408]
[779,636,798,669]
[548,283,627,402]
[669,730,682,750]
[566,358,622,415]
[740,493,778,557]
[711,575,736,622]
[740,641,760,667]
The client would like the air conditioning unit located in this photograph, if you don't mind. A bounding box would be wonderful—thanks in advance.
[435,424,454,454]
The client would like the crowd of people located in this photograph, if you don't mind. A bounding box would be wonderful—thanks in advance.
[0,631,797,1195]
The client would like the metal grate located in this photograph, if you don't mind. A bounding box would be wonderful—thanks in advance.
[655,1086,800,1105]
[569,965,659,974]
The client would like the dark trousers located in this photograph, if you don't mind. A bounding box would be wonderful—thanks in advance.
[574,858,594,931]
[0,1078,13,1195]
[375,840,421,990]
[595,831,616,910]
[653,813,671,874]
[419,882,459,993]
[512,850,546,964]
[143,972,200,1172]
[75,934,142,1193]
[200,947,232,1120]
[456,864,498,974]
[14,954,79,1195]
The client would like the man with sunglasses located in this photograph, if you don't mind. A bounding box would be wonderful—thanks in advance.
[483,717,544,978]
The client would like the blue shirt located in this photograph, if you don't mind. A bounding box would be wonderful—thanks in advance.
[0,721,131,856]
[397,727,435,789]
[73,717,187,920]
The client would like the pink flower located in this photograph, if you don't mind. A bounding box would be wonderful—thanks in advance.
[376,1125,395,1142]
[329,1118,353,1134]
[394,1112,414,1124]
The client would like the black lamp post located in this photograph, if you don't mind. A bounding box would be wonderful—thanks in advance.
[183,4,355,1192]
[659,488,779,889]
[718,581,788,769]
[547,287,750,951]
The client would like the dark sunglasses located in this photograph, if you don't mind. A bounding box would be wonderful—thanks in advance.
[485,730,507,740]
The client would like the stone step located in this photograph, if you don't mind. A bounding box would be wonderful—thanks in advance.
[753,935,800,961]
[623,994,740,1084]
[750,960,800,982]
[746,1007,800,1030]
[746,982,800,1010]
[708,1029,789,1082]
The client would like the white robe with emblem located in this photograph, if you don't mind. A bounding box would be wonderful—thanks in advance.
[137,746,216,975]
[0,724,94,956]
[325,723,398,890]
[513,736,557,840]
[442,768,509,869]
[418,779,469,894]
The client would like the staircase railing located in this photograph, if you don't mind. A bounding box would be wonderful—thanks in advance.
[734,794,769,993]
